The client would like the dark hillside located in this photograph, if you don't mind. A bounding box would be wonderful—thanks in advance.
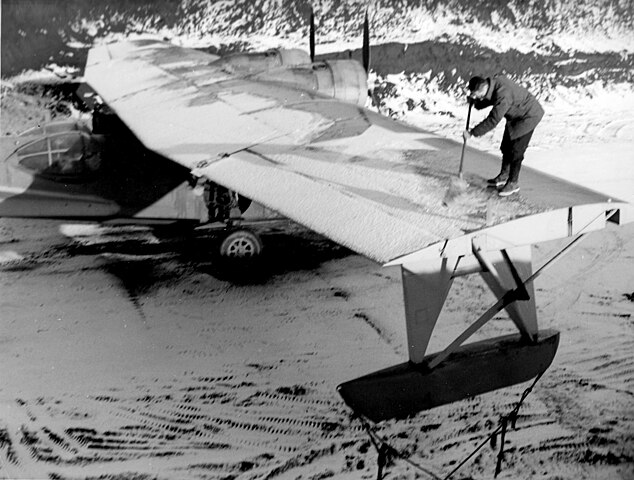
[2,0,632,76]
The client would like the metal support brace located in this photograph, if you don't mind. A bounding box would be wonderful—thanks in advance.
[426,234,589,370]
[401,243,537,365]
[402,256,458,363]
[402,228,592,368]
[472,238,538,341]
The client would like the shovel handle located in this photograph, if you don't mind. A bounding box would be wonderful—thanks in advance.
[458,140,467,177]
[465,98,473,128]
[458,102,473,177]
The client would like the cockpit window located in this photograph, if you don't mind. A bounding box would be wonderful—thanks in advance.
[17,138,48,156]
[19,120,87,138]
[15,131,103,180]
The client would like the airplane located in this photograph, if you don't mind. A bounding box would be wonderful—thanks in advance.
[1,12,632,425]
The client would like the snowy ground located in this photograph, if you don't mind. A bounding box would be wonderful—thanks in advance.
[1,1,634,479]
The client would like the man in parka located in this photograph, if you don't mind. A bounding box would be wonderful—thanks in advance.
[463,75,544,196]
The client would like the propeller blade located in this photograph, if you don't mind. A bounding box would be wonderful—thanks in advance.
[309,7,315,62]
[362,10,370,72]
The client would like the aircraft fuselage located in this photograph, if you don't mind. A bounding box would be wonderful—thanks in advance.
[0,117,208,224]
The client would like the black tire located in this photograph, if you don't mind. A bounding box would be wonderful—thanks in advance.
[219,229,262,259]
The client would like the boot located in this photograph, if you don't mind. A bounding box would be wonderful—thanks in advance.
[487,165,510,188]
[487,173,509,188]
[498,181,520,197]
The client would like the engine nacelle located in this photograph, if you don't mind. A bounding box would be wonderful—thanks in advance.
[254,60,368,107]
[213,48,310,74]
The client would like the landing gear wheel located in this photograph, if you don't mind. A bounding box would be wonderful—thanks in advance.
[219,229,262,259]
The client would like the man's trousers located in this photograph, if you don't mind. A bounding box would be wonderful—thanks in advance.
[499,126,535,182]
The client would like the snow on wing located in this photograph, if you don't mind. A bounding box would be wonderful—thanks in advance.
[86,40,546,263]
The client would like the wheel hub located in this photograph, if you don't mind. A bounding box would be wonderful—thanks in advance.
[225,236,257,257]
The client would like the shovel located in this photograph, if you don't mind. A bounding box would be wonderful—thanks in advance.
[457,100,473,184]
[443,101,473,205]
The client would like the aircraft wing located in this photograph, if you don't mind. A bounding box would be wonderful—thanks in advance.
[85,40,632,264]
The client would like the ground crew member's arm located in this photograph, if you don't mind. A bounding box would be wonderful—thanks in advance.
[470,96,511,137]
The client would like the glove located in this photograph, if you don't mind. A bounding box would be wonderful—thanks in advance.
[463,129,471,141]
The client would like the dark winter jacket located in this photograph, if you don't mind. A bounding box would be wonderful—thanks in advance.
[470,75,544,139]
